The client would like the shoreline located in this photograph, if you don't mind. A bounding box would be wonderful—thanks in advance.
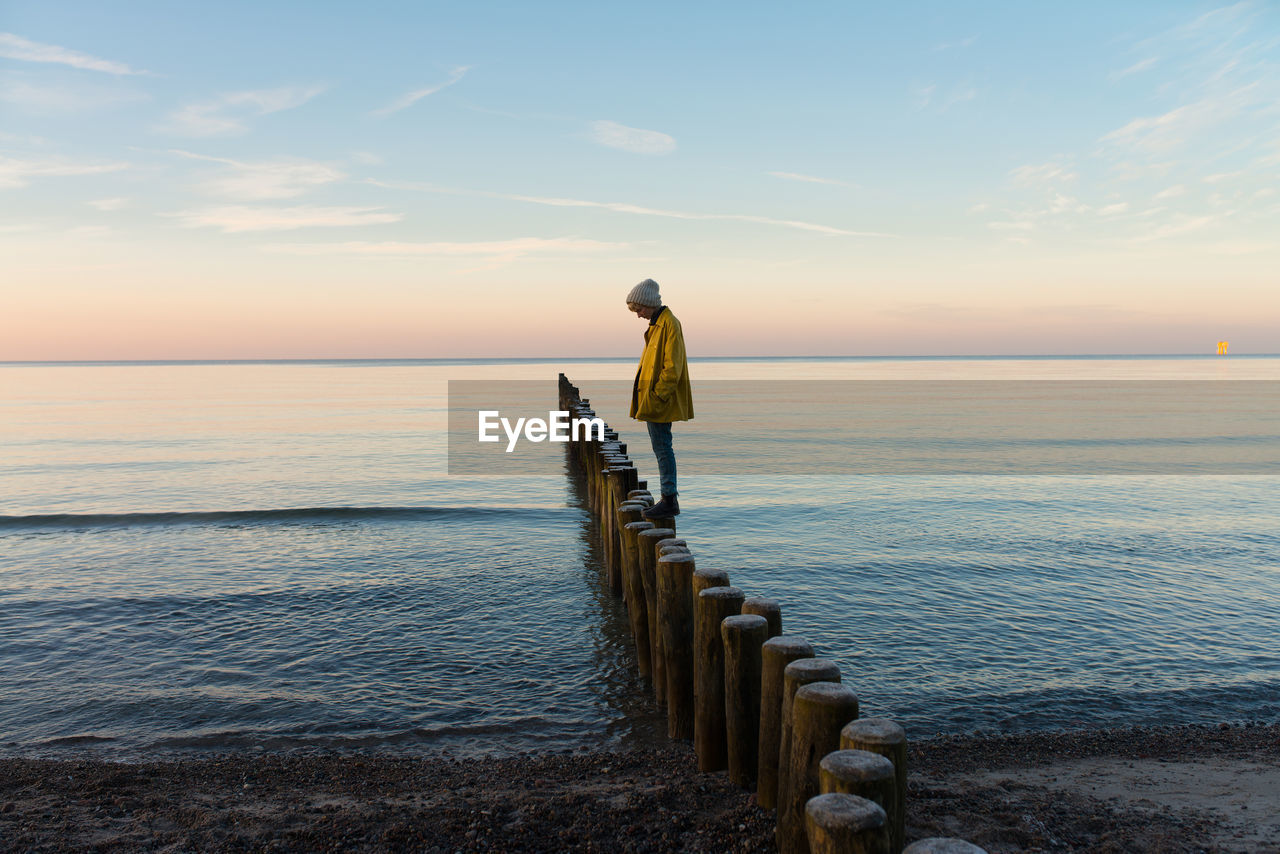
[3,721,1276,853]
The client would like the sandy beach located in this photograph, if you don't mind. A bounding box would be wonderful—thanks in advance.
[2,722,1276,853]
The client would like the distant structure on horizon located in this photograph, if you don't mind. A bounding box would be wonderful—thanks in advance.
[1216,341,1230,355]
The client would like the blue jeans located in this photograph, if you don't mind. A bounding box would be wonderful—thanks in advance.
[646,421,677,498]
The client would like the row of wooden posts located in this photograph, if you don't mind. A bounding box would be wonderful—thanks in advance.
[558,375,985,854]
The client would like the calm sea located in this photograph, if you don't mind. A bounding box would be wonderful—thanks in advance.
[2,357,1278,758]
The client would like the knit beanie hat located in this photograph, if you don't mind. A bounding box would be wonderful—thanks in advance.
[626,278,662,307]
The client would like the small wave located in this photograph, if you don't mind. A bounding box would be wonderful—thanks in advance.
[0,506,570,531]
[147,718,575,752]
[37,735,116,746]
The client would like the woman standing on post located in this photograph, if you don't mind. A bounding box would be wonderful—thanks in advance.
[625,278,693,518]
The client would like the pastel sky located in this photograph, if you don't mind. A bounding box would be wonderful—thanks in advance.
[2,1,1278,359]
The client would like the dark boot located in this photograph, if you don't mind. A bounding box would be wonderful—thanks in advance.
[643,493,680,518]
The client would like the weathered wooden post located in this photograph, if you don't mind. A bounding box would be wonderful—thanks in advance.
[690,566,728,728]
[605,465,633,584]
[757,636,814,810]
[656,551,697,739]
[901,839,987,854]
[721,613,768,788]
[614,501,646,596]
[691,567,728,596]
[777,658,840,817]
[742,596,782,638]
[805,793,890,854]
[693,585,744,771]
[621,519,655,677]
[777,682,860,854]
[638,526,676,703]
[658,539,689,559]
[841,718,908,854]
[819,749,894,817]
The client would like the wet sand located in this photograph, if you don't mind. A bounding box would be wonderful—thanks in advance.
[2,722,1277,853]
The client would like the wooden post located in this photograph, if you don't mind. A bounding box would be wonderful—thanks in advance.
[819,749,894,817]
[648,514,677,532]
[638,526,676,704]
[657,537,687,551]
[777,658,840,818]
[841,718,908,854]
[742,596,782,638]
[693,585,744,771]
[691,567,728,597]
[757,636,814,810]
[657,551,697,739]
[721,613,768,788]
[777,682,860,854]
[607,465,633,584]
[690,566,728,736]
[621,519,655,677]
[614,501,646,596]
[804,793,890,854]
[901,839,987,854]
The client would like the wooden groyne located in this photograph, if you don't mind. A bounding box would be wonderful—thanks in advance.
[557,374,984,854]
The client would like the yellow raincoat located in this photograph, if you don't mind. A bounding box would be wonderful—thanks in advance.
[630,307,693,422]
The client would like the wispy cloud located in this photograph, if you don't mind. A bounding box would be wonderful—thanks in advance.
[1098,202,1129,216]
[1099,95,1221,153]
[87,197,130,211]
[0,75,150,113]
[1154,184,1187,199]
[916,82,977,110]
[0,154,129,188]
[1010,161,1077,187]
[368,179,892,237]
[0,32,148,75]
[590,120,676,155]
[168,149,345,199]
[265,237,626,256]
[1128,214,1219,242]
[161,86,326,136]
[502,191,874,234]
[372,66,470,117]
[768,171,855,188]
[1204,170,1244,183]
[166,205,401,233]
[1111,57,1158,80]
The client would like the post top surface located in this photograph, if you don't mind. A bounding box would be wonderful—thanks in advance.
[795,680,858,708]
[784,657,840,681]
[842,717,907,746]
[820,748,895,781]
[901,839,988,854]
[698,585,745,601]
[762,636,814,657]
[804,792,886,830]
[721,613,768,631]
